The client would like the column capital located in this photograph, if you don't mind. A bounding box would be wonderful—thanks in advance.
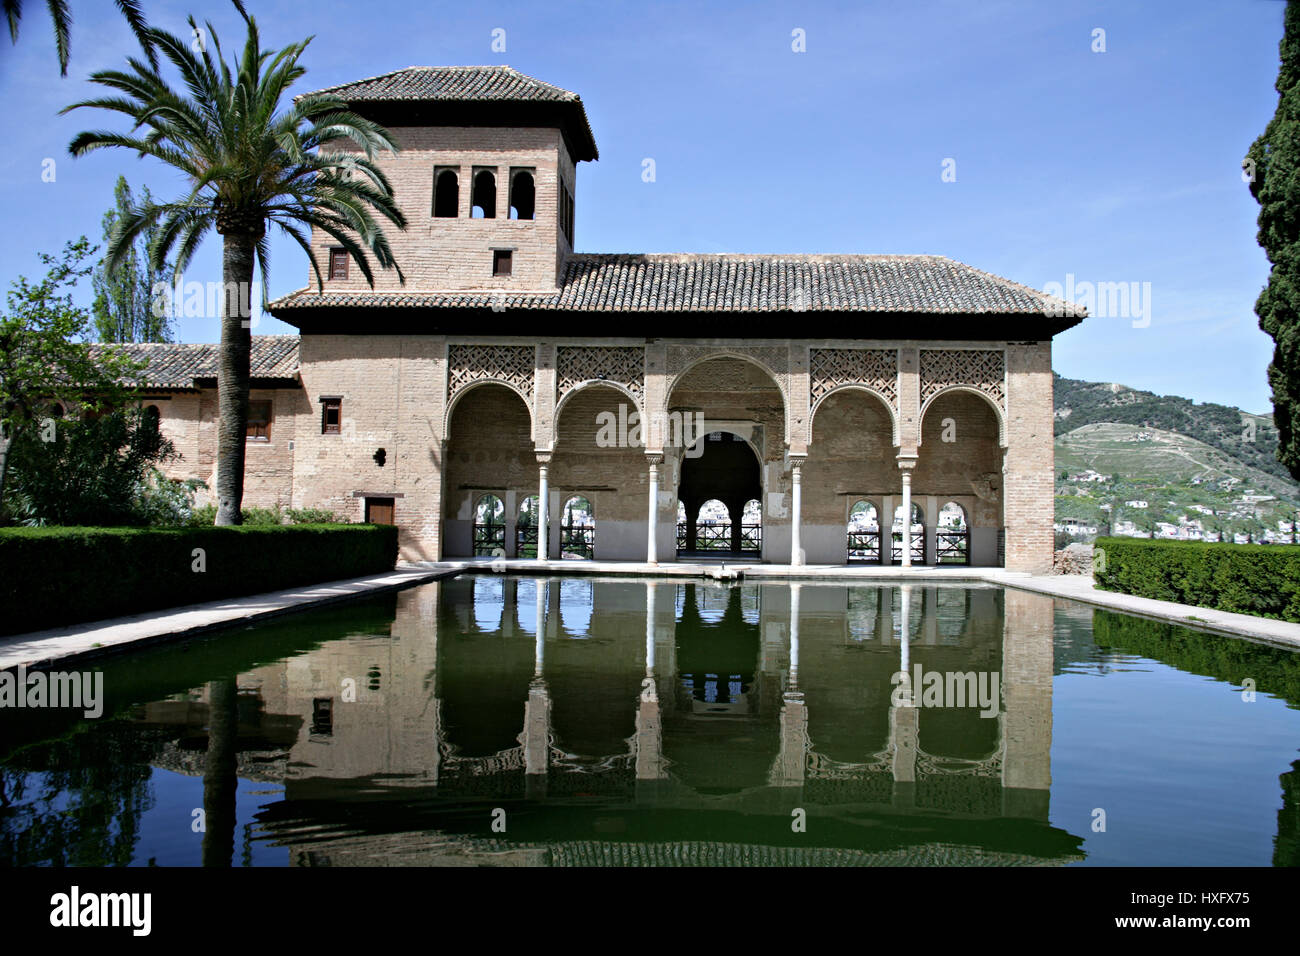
[535,452,553,466]
[645,453,664,467]
[896,454,918,471]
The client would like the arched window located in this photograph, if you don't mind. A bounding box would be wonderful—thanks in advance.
[434,167,459,218]
[472,494,505,556]
[143,404,160,432]
[848,500,881,564]
[509,168,535,220]
[740,499,762,552]
[936,501,970,565]
[516,494,539,558]
[559,579,593,637]
[560,495,594,559]
[471,169,496,219]
[472,576,504,632]
[695,499,731,551]
[891,502,926,565]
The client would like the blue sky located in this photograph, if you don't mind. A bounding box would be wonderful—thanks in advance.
[0,0,1287,412]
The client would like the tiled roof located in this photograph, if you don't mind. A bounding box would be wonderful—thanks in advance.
[302,65,583,105]
[300,65,599,161]
[90,335,300,389]
[269,254,1083,317]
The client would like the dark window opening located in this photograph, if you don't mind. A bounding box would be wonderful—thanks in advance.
[246,400,272,442]
[321,398,341,435]
[509,168,535,220]
[329,248,348,280]
[559,183,574,243]
[493,249,513,276]
[143,404,161,437]
[472,169,496,219]
[312,698,333,736]
[434,167,459,218]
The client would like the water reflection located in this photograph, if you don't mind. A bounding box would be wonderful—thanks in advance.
[3,577,1299,866]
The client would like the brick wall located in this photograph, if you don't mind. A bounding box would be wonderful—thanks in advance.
[310,126,573,294]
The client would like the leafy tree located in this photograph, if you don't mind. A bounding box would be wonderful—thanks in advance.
[64,8,406,525]
[91,175,171,343]
[1247,1,1300,481]
[0,237,136,514]
[2,0,156,75]
[4,405,176,526]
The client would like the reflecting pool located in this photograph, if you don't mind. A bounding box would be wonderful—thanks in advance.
[2,576,1298,866]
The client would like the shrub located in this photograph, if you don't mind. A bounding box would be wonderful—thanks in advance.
[1094,536,1300,623]
[0,523,399,636]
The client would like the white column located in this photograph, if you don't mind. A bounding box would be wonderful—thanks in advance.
[534,579,546,676]
[536,457,550,562]
[645,581,657,676]
[646,456,661,565]
[900,469,913,568]
[789,582,802,687]
[790,458,804,566]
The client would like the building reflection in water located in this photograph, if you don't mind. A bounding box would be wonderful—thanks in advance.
[119,574,1081,865]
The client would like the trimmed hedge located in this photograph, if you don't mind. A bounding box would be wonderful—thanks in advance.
[1093,536,1300,623]
[0,524,399,636]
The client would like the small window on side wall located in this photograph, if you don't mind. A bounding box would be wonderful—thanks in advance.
[493,250,513,276]
[329,248,348,280]
[365,497,395,525]
[321,398,341,435]
[247,400,272,442]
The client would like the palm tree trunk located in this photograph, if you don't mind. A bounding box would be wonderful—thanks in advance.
[202,677,238,867]
[214,234,255,526]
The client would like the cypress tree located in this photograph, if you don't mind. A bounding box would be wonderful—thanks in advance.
[1248,1,1300,481]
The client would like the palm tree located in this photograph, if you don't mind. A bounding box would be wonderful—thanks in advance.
[63,9,406,524]
[3,0,156,75]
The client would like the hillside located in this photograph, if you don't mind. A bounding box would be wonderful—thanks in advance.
[1053,374,1288,483]
[1052,375,1299,539]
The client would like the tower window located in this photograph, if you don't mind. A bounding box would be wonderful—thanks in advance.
[433,167,459,218]
[509,168,535,220]
[329,247,348,280]
[559,182,574,243]
[472,168,496,219]
[493,250,513,276]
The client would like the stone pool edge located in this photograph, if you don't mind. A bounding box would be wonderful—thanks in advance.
[0,565,455,671]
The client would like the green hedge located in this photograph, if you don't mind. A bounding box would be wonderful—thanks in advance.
[1094,536,1300,623]
[0,524,399,636]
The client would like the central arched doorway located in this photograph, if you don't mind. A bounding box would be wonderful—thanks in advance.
[676,431,762,558]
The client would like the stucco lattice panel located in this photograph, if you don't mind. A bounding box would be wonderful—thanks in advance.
[920,349,1005,410]
[448,344,535,404]
[666,345,789,400]
[557,346,645,405]
[809,348,898,410]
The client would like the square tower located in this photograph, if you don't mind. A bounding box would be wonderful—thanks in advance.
[302,66,598,293]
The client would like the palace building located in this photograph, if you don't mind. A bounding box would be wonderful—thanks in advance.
[111,66,1083,572]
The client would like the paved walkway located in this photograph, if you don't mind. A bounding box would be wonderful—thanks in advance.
[3,558,1297,670]
[0,565,452,671]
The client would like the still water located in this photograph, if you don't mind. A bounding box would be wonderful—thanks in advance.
[1,575,1298,867]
